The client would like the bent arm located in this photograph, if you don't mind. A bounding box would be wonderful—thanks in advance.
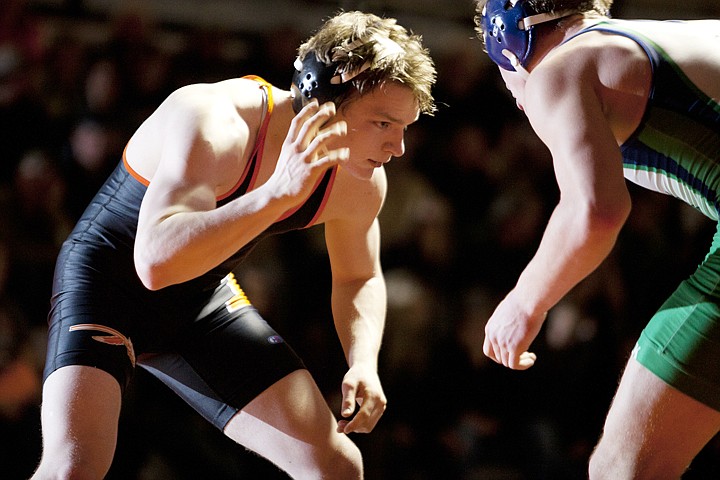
[134,90,347,290]
[133,92,283,290]
[517,64,632,316]
[135,158,291,290]
[484,60,632,368]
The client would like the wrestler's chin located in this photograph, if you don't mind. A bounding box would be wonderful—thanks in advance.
[341,160,382,181]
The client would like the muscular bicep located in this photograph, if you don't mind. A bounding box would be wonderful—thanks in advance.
[139,135,219,227]
[324,167,387,282]
[137,94,249,232]
[132,96,249,283]
[325,216,382,284]
[133,129,223,284]
[524,61,629,213]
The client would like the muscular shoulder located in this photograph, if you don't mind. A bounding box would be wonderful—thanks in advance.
[525,31,650,142]
[127,78,266,184]
[531,30,648,98]
[164,79,263,150]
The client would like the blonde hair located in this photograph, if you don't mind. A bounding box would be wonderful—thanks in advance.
[297,11,437,115]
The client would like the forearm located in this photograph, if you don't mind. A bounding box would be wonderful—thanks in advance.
[511,198,627,316]
[331,275,387,369]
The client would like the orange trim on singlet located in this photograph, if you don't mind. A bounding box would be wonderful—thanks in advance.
[121,76,276,199]
[122,144,150,187]
[306,167,338,226]
[216,75,275,201]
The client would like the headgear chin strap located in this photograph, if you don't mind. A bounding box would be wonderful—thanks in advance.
[481,0,574,72]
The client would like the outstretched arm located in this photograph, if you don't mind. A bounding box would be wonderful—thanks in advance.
[483,55,632,369]
[325,199,388,434]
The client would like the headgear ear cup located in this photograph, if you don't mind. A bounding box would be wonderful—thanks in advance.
[480,0,574,71]
[290,53,351,114]
[290,34,384,114]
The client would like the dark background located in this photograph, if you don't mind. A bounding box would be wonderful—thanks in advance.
[2,0,720,478]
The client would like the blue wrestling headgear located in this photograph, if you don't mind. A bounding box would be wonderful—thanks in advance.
[480,0,574,71]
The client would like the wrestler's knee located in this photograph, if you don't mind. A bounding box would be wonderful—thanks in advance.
[589,439,687,480]
[32,455,112,480]
[313,436,363,480]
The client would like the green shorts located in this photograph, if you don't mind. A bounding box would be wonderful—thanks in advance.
[636,221,720,412]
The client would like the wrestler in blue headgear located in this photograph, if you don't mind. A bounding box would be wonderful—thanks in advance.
[477,0,575,73]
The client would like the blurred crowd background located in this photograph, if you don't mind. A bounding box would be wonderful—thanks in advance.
[2,0,720,478]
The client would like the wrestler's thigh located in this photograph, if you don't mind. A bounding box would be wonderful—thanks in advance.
[181,305,306,412]
[226,369,340,446]
[591,359,720,479]
[224,370,361,477]
[34,365,121,478]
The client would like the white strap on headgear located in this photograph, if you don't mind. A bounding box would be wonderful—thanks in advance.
[331,61,372,84]
[330,33,403,85]
[521,10,575,30]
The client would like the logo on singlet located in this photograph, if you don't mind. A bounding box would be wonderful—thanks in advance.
[69,324,136,367]
[221,273,252,313]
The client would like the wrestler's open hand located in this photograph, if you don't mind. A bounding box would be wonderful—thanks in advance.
[267,100,348,204]
[337,364,387,434]
[483,291,544,370]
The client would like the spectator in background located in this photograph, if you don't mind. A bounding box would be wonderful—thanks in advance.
[0,23,50,185]
[3,150,72,326]
[0,237,44,479]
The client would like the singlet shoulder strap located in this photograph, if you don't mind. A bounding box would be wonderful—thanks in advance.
[122,143,150,186]
[561,20,660,65]
[217,76,276,201]
[242,75,275,116]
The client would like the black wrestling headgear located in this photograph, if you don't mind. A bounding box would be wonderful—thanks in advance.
[290,53,353,114]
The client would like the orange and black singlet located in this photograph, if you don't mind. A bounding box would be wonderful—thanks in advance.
[43,77,334,421]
